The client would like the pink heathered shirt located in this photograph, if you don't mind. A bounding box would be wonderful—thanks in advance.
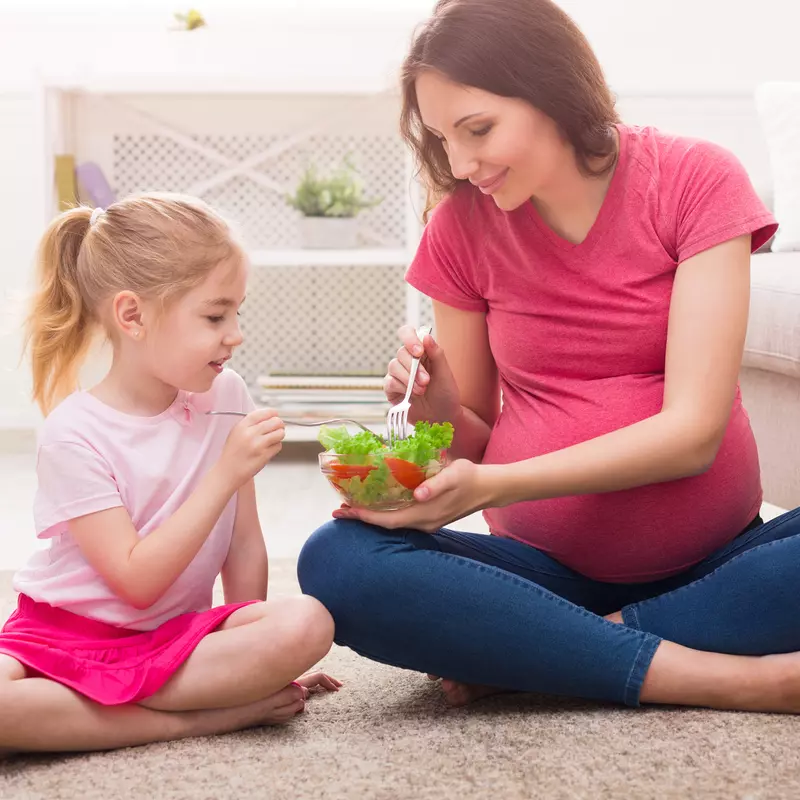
[13,368,255,630]
[406,124,778,582]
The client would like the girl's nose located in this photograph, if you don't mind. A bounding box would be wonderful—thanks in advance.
[225,322,244,347]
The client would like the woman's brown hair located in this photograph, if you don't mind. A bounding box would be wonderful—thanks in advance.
[400,0,620,215]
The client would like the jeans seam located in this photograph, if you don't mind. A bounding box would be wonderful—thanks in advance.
[434,529,584,582]
[622,604,641,630]
[623,636,661,707]
[333,640,426,675]
[418,548,615,627]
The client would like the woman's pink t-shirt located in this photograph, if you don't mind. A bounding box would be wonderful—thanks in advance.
[406,124,778,582]
[13,369,255,630]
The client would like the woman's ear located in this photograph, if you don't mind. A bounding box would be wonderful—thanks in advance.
[112,291,145,341]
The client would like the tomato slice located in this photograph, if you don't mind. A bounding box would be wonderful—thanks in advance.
[384,457,426,490]
[329,463,376,481]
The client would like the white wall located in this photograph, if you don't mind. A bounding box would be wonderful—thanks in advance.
[0,91,45,428]
[1,0,799,428]
[2,1,800,95]
[561,0,800,96]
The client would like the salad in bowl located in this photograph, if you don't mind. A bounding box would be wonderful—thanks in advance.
[318,421,454,511]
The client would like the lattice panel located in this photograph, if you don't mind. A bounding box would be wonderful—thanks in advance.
[419,294,435,332]
[230,264,409,382]
[113,133,407,250]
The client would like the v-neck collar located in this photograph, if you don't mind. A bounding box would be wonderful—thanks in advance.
[523,123,628,256]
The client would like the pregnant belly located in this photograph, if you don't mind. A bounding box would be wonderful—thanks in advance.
[482,376,762,582]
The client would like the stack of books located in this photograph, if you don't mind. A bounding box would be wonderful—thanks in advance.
[255,375,389,424]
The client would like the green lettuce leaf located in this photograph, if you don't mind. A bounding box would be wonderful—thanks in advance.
[338,459,392,505]
[318,421,453,465]
[389,421,454,466]
[317,426,385,464]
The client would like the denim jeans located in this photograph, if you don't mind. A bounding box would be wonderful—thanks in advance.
[297,507,800,706]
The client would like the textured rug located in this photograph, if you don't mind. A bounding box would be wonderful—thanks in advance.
[1,563,799,800]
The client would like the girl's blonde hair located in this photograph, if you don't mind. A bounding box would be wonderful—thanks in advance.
[25,193,243,415]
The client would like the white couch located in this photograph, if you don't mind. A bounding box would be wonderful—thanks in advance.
[741,251,800,510]
[737,83,800,510]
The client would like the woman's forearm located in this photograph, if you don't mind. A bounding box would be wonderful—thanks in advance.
[449,404,494,463]
[486,409,718,507]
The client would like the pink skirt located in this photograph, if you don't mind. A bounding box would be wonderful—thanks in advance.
[0,594,255,705]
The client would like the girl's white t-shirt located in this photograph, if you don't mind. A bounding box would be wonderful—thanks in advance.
[13,369,255,631]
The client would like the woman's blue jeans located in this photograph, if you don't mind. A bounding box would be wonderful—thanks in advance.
[297,507,800,706]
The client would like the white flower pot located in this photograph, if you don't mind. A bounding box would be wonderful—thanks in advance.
[298,216,359,249]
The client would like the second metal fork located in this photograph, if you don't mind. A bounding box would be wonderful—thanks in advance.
[206,412,378,436]
[386,325,431,446]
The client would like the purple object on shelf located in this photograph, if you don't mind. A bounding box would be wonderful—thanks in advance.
[75,162,117,208]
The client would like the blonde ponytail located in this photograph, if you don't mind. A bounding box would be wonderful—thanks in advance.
[25,194,243,415]
[25,207,96,415]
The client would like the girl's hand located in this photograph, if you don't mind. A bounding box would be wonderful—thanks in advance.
[333,459,492,533]
[385,326,461,425]
[294,672,343,695]
[220,408,285,488]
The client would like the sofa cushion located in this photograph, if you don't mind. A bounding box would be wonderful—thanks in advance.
[744,252,800,378]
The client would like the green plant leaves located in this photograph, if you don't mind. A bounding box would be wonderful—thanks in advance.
[286,157,381,218]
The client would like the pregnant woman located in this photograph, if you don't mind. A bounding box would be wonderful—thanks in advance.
[299,0,800,712]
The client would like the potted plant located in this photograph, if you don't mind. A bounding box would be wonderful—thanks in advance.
[286,157,379,249]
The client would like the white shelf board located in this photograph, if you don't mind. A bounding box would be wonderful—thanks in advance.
[47,75,400,96]
[249,249,413,268]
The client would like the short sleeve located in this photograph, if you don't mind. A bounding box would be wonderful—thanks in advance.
[405,192,488,312]
[672,141,778,263]
[34,442,123,538]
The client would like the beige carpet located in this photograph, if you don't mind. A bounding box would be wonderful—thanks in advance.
[1,564,799,800]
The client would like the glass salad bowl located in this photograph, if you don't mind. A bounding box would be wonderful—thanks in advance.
[317,422,454,511]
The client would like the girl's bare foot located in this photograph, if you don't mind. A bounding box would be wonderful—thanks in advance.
[200,683,306,733]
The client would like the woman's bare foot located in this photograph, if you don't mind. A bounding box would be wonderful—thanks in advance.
[427,674,509,707]
[441,679,508,707]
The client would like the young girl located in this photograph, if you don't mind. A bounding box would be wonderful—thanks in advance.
[0,194,340,754]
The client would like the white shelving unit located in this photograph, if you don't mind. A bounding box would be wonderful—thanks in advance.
[36,30,431,442]
[249,248,414,268]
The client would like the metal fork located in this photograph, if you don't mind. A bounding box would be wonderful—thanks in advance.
[386,325,432,446]
[205,411,379,436]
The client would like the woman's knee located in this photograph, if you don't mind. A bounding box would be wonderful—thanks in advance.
[297,519,388,602]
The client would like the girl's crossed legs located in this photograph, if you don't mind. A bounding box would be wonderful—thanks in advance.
[297,507,800,712]
[0,595,333,753]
